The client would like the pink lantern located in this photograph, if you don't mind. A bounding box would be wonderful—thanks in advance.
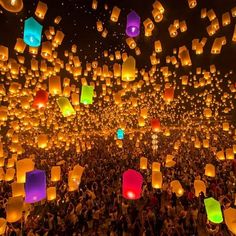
[122,169,143,200]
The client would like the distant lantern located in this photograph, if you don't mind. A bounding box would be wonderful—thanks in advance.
[117,129,124,140]
[194,180,206,197]
[51,166,61,182]
[205,164,215,177]
[188,0,197,9]
[80,85,94,105]
[49,76,61,95]
[6,196,23,223]
[0,218,6,235]
[35,1,48,20]
[126,11,140,37]
[151,118,161,132]
[47,187,56,201]
[57,97,75,117]
[25,170,46,203]
[122,169,143,200]
[152,162,161,172]
[152,171,162,189]
[37,134,48,149]
[164,87,174,103]
[170,180,184,197]
[224,208,236,235]
[204,197,223,224]
[122,56,136,81]
[23,17,43,47]
[33,90,48,109]
[0,45,9,61]
[110,6,121,22]
[140,157,148,170]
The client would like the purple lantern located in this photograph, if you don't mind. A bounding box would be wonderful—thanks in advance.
[25,170,46,203]
[126,11,141,37]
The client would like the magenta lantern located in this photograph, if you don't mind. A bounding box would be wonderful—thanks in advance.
[126,11,141,37]
[122,169,143,200]
[25,170,46,203]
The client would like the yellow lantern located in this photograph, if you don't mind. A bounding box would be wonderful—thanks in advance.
[6,196,23,223]
[11,182,25,197]
[51,166,61,182]
[71,164,84,184]
[122,56,136,81]
[140,157,148,170]
[170,180,184,197]
[165,155,176,167]
[224,208,236,235]
[47,187,56,201]
[188,0,197,8]
[225,148,234,160]
[110,6,121,22]
[203,139,209,148]
[152,162,161,172]
[0,218,6,235]
[194,180,206,197]
[49,76,62,95]
[223,122,229,131]
[152,171,162,189]
[16,158,35,183]
[216,150,225,160]
[38,134,48,149]
[205,164,215,177]
[5,168,15,182]
[35,1,48,20]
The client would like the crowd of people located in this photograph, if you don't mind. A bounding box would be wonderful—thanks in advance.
[0,130,235,236]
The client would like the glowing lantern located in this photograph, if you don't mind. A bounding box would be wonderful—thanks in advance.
[224,208,236,235]
[152,162,161,172]
[35,1,48,20]
[16,158,34,183]
[110,6,120,22]
[23,17,43,47]
[33,90,48,109]
[0,0,23,13]
[57,97,75,117]
[117,129,124,140]
[0,45,8,61]
[151,118,161,132]
[122,56,136,82]
[170,180,184,197]
[203,139,209,148]
[41,41,52,59]
[11,182,25,197]
[165,154,176,167]
[152,8,163,22]
[204,108,212,118]
[38,134,48,148]
[0,218,6,235]
[233,145,236,154]
[71,164,84,185]
[204,197,223,224]
[140,157,148,170]
[126,11,140,37]
[216,150,225,160]
[225,148,234,160]
[49,76,61,95]
[153,1,164,13]
[205,164,215,177]
[47,187,56,201]
[122,169,143,200]
[223,122,229,131]
[188,0,197,8]
[164,87,174,103]
[6,196,23,223]
[5,168,15,181]
[80,85,94,105]
[68,171,78,192]
[194,180,206,197]
[14,38,26,54]
[51,166,61,182]
[152,171,162,189]
[25,170,46,203]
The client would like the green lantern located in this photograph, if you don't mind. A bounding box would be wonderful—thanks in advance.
[204,197,223,224]
[80,85,94,105]
[57,97,75,117]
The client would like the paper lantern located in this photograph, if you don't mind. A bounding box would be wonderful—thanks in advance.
[194,180,206,197]
[110,6,121,22]
[68,170,78,192]
[23,17,43,47]
[203,139,209,148]
[117,129,124,140]
[35,1,48,20]
[37,134,48,148]
[122,56,136,82]
[25,170,46,203]
[153,0,164,13]
[204,197,223,224]
[225,148,234,160]
[51,166,61,182]
[6,196,23,223]
[223,122,229,131]
[0,218,6,235]
[224,208,236,235]
[0,45,8,61]
[57,97,75,117]
[5,168,15,182]
[80,85,94,105]
[126,11,140,37]
[170,180,184,197]
[33,90,48,109]
[151,118,161,132]
[47,187,56,201]
[16,158,34,183]
[205,164,215,177]
[71,164,84,184]
[164,87,174,103]
[122,169,143,200]
[0,0,23,13]
[152,162,161,172]
[152,8,163,22]
[152,171,162,189]
[11,182,25,197]
[165,154,176,167]
[49,76,61,95]
[140,157,148,170]
[188,0,197,8]
[216,150,225,161]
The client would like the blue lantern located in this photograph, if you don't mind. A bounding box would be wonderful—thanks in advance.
[25,170,46,203]
[117,129,124,140]
[23,17,43,47]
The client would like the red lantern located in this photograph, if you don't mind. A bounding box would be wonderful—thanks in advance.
[151,118,161,132]
[33,90,49,108]
[122,169,143,200]
[164,87,174,102]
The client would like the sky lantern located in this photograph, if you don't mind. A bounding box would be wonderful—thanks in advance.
[11,182,25,197]
[225,148,234,160]
[16,158,34,183]
[47,187,56,201]
[35,1,48,20]
[71,164,84,185]
[170,180,184,197]
[25,170,46,203]
[224,208,236,235]
[32,90,48,109]
[140,157,148,170]
[165,154,176,167]
[117,128,124,140]
[164,87,174,103]
[68,170,78,191]
[194,180,206,197]
[51,166,61,182]
[0,218,6,235]
[6,196,23,223]
[122,56,136,82]
[122,169,143,200]
[37,134,48,148]
[110,6,121,22]
[126,11,140,37]
[23,17,43,47]
[188,0,197,8]
[0,0,23,13]
[204,197,223,224]
[152,171,162,189]
[80,85,94,104]
[0,45,8,61]
[49,76,61,95]
[205,164,215,177]
[57,97,76,117]
[152,162,161,172]
[151,118,161,132]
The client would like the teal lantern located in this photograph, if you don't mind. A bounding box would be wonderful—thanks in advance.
[80,85,94,105]
[204,197,223,224]
[117,129,124,140]
[23,17,43,47]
